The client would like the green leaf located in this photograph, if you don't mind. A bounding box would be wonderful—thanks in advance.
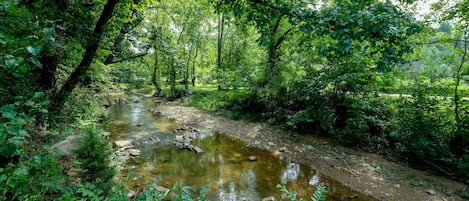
[40,100,51,106]
[13,167,29,176]
[18,65,29,73]
[12,72,23,78]
[33,92,44,98]
[5,59,19,68]
[30,57,43,68]
[1,104,17,119]
[27,46,40,56]
[25,100,35,106]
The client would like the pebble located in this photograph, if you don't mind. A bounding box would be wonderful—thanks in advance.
[248,155,257,161]
[261,196,275,201]
[350,194,358,199]
[426,189,436,195]
[394,184,400,188]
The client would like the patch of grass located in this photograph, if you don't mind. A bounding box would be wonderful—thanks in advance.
[180,86,263,120]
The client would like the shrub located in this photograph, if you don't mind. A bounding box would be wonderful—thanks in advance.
[75,124,116,192]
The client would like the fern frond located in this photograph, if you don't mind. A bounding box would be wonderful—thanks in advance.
[311,185,327,201]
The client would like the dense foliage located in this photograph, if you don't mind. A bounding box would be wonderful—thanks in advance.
[0,0,468,200]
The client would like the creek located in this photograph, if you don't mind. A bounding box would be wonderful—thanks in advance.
[105,98,377,200]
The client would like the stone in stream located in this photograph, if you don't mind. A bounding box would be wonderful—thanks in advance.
[192,146,204,153]
[172,126,204,153]
[248,155,257,161]
[261,196,275,201]
[114,140,132,148]
[128,149,141,156]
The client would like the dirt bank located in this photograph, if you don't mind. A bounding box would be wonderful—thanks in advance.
[153,99,467,201]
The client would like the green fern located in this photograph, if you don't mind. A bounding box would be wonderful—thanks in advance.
[311,185,327,201]
[276,183,327,201]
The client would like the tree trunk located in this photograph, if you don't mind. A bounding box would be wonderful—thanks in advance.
[454,30,467,125]
[217,13,225,90]
[152,51,162,97]
[264,19,292,90]
[192,47,198,86]
[51,0,120,110]
[184,44,193,93]
[170,59,176,100]
[38,54,58,91]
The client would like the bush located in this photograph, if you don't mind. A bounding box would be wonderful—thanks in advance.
[75,124,116,192]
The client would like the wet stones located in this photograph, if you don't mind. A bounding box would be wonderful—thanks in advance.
[148,108,163,116]
[172,126,204,153]
[261,196,275,201]
[128,149,141,156]
[114,140,132,148]
[248,155,257,161]
[114,140,140,162]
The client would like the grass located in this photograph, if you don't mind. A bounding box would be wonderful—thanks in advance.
[178,85,263,120]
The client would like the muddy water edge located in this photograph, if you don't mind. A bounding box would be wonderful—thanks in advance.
[105,98,377,200]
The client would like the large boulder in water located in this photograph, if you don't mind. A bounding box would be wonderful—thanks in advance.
[172,126,203,153]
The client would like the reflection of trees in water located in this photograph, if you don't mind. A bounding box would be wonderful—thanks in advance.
[308,173,320,186]
[214,169,261,201]
[280,162,300,184]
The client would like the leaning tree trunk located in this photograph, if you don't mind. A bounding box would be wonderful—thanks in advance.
[51,0,120,110]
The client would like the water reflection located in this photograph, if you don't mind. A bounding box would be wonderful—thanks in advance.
[280,162,301,184]
[309,173,321,187]
[106,99,378,201]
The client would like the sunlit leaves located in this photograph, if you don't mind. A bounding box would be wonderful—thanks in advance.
[314,1,421,71]
[26,46,40,56]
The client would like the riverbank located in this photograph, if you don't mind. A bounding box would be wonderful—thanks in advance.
[153,97,467,201]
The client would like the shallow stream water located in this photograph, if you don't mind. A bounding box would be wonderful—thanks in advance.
[105,99,377,201]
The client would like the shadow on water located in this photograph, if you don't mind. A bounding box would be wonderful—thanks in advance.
[105,99,377,201]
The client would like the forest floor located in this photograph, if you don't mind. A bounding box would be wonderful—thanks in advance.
[152,97,468,201]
